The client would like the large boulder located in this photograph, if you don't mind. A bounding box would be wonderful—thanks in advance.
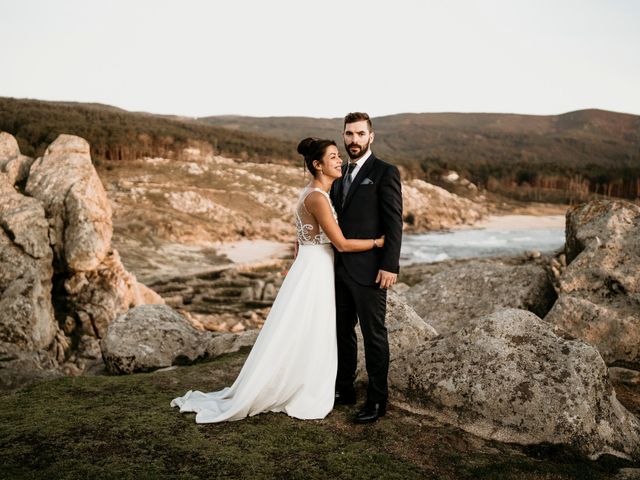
[0,132,34,186]
[64,250,164,338]
[404,261,555,334]
[104,292,436,376]
[389,309,640,460]
[24,134,162,340]
[0,350,62,390]
[0,175,57,352]
[357,290,438,369]
[26,134,112,271]
[0,132,165,387]
[545,200,640,369]
[101,305,258,374]
[0,174,62,387]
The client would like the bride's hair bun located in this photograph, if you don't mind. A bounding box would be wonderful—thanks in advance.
[297,137,318,157]
[296,136,337,178]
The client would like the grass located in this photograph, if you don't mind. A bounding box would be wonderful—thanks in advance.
[0,352,635,480]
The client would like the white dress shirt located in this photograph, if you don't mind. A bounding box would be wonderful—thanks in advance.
[347,148,372,181]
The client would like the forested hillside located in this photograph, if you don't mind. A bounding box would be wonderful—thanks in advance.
[0,97,297,163]
[2,96,638,203]
[202,110,640,202]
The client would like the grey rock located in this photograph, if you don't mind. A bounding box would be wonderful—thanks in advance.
[0,175,57,353]
[0,132,34,186]
[609,367,640,387]
[0,349,62,390]
[22,133,162,340]
[404,261,555,335]
[546,200,640,369]
[615,468,640,480]
[101,304,257,374]
[26,134,112,271]
[0,173,63,390]
[389,309,640,460]
[357,290,438,375]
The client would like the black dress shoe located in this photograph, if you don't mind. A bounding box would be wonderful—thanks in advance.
[334,390,357,405]
[353,402,386,423]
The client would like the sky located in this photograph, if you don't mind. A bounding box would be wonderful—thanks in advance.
[1,0,639,118]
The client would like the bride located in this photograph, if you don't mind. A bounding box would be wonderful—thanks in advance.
[170,137,384,423]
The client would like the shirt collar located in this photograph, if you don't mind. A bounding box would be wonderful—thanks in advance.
[349,148,372,169]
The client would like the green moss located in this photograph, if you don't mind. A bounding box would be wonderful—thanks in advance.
[0,353,633,480]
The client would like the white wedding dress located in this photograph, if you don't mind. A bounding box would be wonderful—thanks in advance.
[170,187,338,423]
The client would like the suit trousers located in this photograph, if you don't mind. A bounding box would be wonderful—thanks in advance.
[334,261,389,404]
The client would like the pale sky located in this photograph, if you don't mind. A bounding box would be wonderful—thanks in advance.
[1,0,639,118]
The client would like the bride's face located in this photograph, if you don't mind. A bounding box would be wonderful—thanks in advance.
[315,145,343,179]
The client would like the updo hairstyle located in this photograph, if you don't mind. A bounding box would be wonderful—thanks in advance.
[297,137,337,177]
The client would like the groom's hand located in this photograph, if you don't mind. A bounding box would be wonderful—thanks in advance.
[376,269,397,289]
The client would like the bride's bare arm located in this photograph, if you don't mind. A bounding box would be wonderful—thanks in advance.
[304,192,384,253]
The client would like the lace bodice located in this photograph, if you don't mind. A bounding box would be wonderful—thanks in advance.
[295,187,338,246]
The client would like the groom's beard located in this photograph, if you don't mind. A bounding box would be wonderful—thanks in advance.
[345,139,371,160]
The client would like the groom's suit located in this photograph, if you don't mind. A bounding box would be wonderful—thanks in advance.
[330,152,403,404]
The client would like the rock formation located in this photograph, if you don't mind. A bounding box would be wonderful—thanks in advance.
[26,135,113,271]
[357,290,438,370]
[0,132,34,186]
[0,173,62,389]
[0,132,162,387]
[102,288,438,375]
[402,179,486,231]
[389,309,640,460]
[545,200,640,370]
[100,304,258,374]
[403,260,556,334]
[23,134,163,340]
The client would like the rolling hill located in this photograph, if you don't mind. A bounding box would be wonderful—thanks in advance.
[1,96,638,202]
[201,110,640,202]
[0,97,297,164]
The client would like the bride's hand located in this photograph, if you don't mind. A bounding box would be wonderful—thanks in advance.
[376,235,385,248]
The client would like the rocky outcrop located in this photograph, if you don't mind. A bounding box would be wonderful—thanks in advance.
[102,289,437,375]
[403,261,555,334]
[100,305,258,374]
[23,134,163,341]
[0,174,62,388]
[63,250,164,338]
[0,175,56,350]
[402,179,486,231]
[545,200,640,370]
[150,263,285,333]
[0,132,34,186]
[389,309,640,460]
[357,290,438,369]
[26,135,113,271]
[0,132,163,387]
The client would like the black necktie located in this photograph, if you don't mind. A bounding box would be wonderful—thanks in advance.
[342,163,357,205]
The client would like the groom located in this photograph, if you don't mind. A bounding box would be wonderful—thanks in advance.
[330,112,403,423]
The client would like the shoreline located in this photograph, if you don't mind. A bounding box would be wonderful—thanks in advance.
[216,239,292,264]
[453,214,565,231]
[215,213,566,265]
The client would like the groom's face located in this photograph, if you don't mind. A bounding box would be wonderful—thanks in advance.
[343,120,374,160]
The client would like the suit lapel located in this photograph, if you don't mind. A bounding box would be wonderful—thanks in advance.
[342,154,377,212]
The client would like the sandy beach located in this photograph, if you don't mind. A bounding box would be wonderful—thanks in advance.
[217,239,292,264]
[217,214,566,265]
[464,214,566,230]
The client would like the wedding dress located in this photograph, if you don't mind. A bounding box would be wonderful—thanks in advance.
[170,187,338,423]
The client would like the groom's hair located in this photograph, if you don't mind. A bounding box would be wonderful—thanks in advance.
[344,112,373,132]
